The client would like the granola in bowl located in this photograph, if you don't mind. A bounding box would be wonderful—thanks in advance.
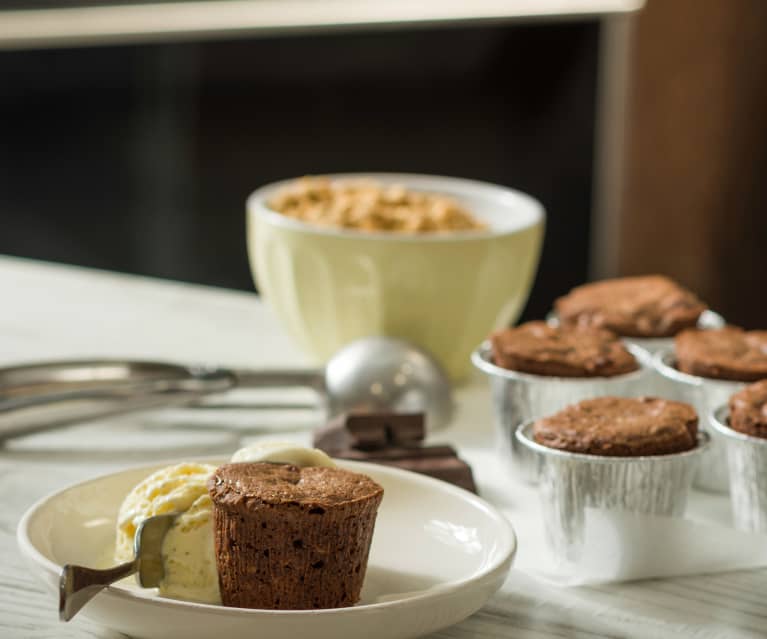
[268,176,485,233]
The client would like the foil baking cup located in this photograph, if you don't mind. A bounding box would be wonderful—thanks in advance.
[516,421,709,563]
[545,309,725,354]
[709,406,767,533]
[471,342,652,483]
[653,348,745,493]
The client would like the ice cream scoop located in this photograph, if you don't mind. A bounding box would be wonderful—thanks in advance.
[0,336,454,442]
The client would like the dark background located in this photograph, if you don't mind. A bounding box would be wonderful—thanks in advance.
[0,22,599,321]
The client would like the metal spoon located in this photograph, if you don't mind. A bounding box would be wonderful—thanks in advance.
[59,512,178,622]
[0,337,453,441]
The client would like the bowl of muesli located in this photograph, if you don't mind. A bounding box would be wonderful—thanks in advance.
[246,174,544,380]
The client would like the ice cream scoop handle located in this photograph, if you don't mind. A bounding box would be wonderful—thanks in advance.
[232,369,325,391]
[59,560,137,622]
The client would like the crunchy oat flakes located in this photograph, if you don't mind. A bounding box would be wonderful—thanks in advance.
[268,176,485,233]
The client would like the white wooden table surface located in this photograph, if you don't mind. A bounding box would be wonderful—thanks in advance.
[1,256,765,639]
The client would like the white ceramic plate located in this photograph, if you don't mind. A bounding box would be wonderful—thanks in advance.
[18,459,516,639]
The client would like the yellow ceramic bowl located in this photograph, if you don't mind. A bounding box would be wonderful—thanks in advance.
[246,174,544,380]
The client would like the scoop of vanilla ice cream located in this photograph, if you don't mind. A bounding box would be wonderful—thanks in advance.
[230,441,335,467]
[160,493,220,604]
[114,462,221,604]
[115,462,217,562]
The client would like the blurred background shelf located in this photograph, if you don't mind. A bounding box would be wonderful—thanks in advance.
[1,0,764,327]
[0,1,643,49]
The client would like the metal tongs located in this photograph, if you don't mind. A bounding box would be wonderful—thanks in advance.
[0,359,319,441]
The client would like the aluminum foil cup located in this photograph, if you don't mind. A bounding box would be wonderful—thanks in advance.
[545,309,725,354]
[653,348,745,493]
[709,406,767,532]
[471,342,652,483]
[516,421,709,563]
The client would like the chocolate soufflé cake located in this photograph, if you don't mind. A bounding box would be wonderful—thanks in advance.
[729,380,767,439]
[490,321,638,378]
[533,397,699,456]
[208,462,383,610]
[554,275,707,338]
[675,326,767,382]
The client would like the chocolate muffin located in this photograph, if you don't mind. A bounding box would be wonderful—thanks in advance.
[208,462,383,610]
[490,321,638,378]
[533,396,699,456]
[555,275,707,338]
[675,327,767,382]
[729,380,767,439]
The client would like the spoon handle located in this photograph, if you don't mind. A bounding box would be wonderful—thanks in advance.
[231,368,325,392]
[59,560,137,622]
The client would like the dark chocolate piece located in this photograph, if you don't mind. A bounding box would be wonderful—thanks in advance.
[313,412,425,454]
[334,445,457,462]
[372,456,477,493]
[313,412,477,493]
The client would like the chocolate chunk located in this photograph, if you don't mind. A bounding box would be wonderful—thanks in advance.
[335,445,457,462]
[313,412,477,493]
[371,456,477,493]
[313,412,425,454]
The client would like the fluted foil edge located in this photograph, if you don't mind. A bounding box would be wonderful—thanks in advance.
[516,421,709,563]
[709,406,767,533]
[653,348,744,493]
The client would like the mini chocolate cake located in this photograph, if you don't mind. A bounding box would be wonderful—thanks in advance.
[555,275,706,338]
[533,396,699,456]
[729,380,767,439]
[208,462,383,610]
[490,321,638,378]
[675,327,767,382]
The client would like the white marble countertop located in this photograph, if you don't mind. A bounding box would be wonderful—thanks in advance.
[1,255,765,639]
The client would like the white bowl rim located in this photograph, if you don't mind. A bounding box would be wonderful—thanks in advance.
[471,340,650,384]
[17,457,516,619]
[246,172,544,242]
